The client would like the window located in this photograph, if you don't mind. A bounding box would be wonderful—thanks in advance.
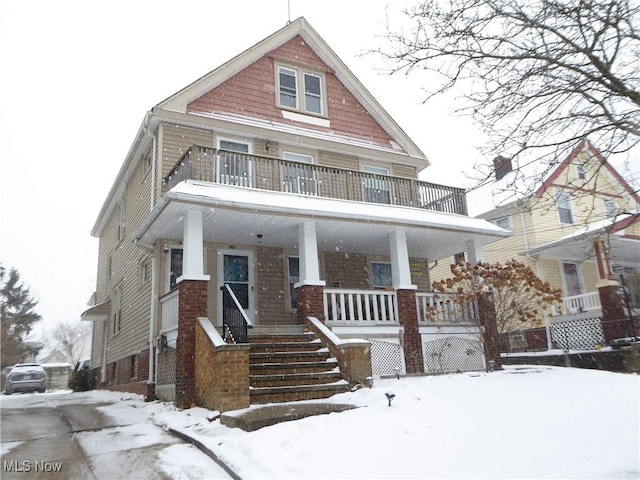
[576,164,587,180]
[363,165,391,204]
[168,247,183,291]
[130,354,138,379]
[277,65,325,115]
[304,73,322,114]
[453,252,467,266]
[603,197,618,218]
[283,152,316,195]
[216,138,253,187]
[117,200,126,241]
[495,216,512,230]
[555,190,574,225]
[288,256,300,310]
[139,258,151,286]
[371,262,392,288]
[278,67,297,109]
[112,285,122,334]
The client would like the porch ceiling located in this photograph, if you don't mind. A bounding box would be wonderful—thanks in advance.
[525,235,640,265]
[134,181,509,259]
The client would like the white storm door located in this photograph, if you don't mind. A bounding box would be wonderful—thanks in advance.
[218,249,254,325]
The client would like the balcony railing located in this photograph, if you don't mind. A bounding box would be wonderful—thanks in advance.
[163,146,468,215]
[551,292,602,316]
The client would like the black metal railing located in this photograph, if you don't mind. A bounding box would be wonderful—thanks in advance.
[220,284,252,344]
[163,146,468,215]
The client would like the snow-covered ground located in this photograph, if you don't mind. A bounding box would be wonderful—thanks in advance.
[5,366,638,479]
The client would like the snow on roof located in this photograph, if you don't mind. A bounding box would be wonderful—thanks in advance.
[167,180,510,237]
[525,212,639,255]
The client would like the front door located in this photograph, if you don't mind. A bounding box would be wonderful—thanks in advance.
[218,249,254,325]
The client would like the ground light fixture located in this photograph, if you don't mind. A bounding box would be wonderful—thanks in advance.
[366,376,374,388]
[385,391,395,406]
[393,366,401,379]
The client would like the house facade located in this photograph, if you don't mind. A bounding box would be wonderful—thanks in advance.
[431,140,640,351]
[82,18,508,409]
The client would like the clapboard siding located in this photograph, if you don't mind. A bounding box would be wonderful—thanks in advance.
[161,124,213,177]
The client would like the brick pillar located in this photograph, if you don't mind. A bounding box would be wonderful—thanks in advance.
[296,284,325,324]
[176,279,208,408]
[478,293,502,369]
[599,284,628,342]
[397,289,424,374]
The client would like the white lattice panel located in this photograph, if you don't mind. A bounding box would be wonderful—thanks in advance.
[156,347,176,385]
[422,336,485,374]
[551,317,605,350]
[368,339,406,376]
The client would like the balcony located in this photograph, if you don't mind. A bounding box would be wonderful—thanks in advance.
[163,146,468,215]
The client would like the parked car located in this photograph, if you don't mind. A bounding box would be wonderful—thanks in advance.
[4,363,47,394]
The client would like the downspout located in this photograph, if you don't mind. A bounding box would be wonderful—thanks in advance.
[141,112,158,397]
[135,240,157,397]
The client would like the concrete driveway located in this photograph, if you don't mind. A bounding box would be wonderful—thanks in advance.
[1,391,231,479]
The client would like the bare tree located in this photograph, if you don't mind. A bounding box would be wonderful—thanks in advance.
[380,0,640,191]
[429,260,562,362]
[50,320,92,367]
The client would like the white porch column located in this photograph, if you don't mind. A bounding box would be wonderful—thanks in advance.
[466,238,485,265]
[179,209,210,282]
[389,230,416,290]
[296,221,325,286]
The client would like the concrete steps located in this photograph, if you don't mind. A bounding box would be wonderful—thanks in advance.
[248,326,350,404]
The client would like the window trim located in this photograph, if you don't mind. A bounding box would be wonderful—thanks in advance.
[276,64,326,116]
[116,199,126,241]
[112,285,122,335]
[287,255,300,311]
[371,261,393,289]
[603,197,618,218]
[495,215,512,231]
[555,189,575,225]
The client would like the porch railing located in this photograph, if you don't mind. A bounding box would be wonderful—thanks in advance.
[324,288,398,324]
[160,289,179,332]
[551,292,602,316]
[416,292,479,324]
[163,146,468,215]
[220,284,253,343]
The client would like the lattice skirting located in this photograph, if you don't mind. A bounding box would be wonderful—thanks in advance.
[551,317,605,350]
[156,347,176,386]
[422,335,485,374]
[367,338,406,376]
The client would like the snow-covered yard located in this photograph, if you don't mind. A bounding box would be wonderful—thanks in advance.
[8,365,638,479]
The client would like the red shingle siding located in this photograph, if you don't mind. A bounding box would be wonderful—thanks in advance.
[187,36,395,148]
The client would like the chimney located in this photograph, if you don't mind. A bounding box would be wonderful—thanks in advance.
[493,155,512,181]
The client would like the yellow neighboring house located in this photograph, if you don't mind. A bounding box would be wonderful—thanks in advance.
[431,140,640,350]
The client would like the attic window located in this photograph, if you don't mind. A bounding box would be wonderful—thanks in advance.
[277,65,325,116]
[576,164,587,180]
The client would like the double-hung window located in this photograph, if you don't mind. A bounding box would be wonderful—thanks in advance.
[555,190,574,225]
[112,285,122,334]
[371,262,393,289]
[277,65,325,115]
[363,165,391,204]
[576,164,587,180]
[216,138,253,187]
[282,152,316,195]
[603,197,618,218]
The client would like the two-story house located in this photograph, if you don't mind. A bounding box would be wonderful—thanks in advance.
[432,140,640,352]
[82,18,508,411]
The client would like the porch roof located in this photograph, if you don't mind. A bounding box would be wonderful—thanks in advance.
[523,213,640,264]
[80,300,111,322]
[134,180,510,259]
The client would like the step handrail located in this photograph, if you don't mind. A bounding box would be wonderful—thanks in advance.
[220,284,253,344]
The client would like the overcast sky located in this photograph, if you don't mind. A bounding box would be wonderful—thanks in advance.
[1,1,637,342]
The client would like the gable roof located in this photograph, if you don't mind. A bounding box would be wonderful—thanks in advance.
[466,139,640,217]
[154,17,427,161]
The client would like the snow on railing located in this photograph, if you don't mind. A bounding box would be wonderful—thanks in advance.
[416,292,478,324]
[324,288,398,324]
[160,289,179,332]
